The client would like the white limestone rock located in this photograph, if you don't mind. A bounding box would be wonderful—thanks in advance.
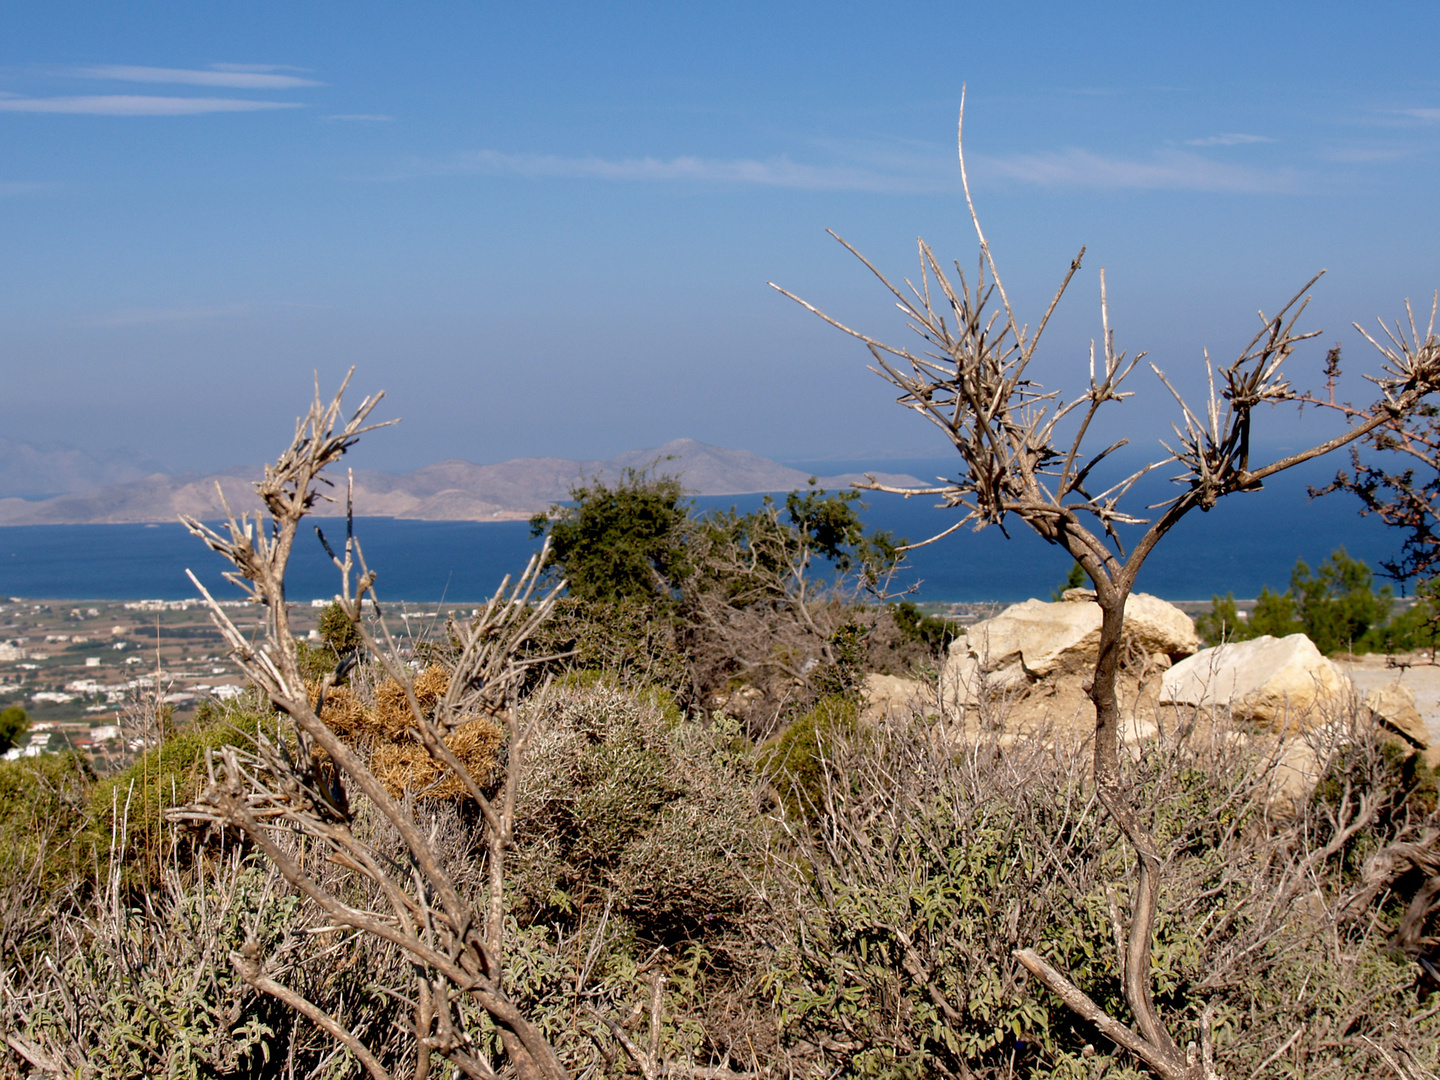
[862,673,933,722]
[941,592,1198,709]
[1160,633,1352,730]
[1364,681,1429,748]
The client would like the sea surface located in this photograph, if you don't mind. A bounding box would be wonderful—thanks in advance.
[0,459,1408,604]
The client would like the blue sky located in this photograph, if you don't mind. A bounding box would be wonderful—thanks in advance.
[4,1,1439,476]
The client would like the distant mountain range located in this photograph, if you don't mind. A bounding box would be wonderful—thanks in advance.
[0,437,168,499]
[0,439,925,526]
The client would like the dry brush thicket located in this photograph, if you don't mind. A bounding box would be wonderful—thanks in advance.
[3,105,1440,1079]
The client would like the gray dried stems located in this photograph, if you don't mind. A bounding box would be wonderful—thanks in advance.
[175,372,571,1080]
[771,93,1440,1080]
[683,498,903,734]
[778,701,1438,1078]
[1306,298,1440,589]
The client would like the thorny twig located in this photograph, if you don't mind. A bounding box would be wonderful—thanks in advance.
[769,90,1440,1080]
[177,372,571,1080]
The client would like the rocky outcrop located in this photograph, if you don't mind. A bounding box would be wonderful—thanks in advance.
[941,592,1198,711]
[861,673,932,722]
[1160,634,1352,731]
[1364,681,1430,749]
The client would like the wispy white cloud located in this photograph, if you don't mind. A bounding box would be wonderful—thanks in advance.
[93,304,250,328]
[323,113,394,122]
[975,147,1298,193]
[209,63,311,74]
[0,181,62,197]
[0,95,302,115]
[397,148,949,192]
[392,139,1296,196]
[1182,133,1274,147]
[1396,107,1440,123]
[1316,143,1416,164]
[73,64,322,89]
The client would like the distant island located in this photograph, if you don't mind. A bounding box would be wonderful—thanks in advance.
[0,439,926,526]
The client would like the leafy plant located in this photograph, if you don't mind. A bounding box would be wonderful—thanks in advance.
[1289,547,1393,654]
[1197,549,1396,653]
[759,694,859,821]
[0,706,28,754]
[0,751,94,889]
[531,466,692,606]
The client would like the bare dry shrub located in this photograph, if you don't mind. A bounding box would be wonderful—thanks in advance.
[179,374,573,1080]
[306,667,505,800]
[306,678,369,739]
[768,702,1438,1079]
[511,682,765,944]
[368,718,503,801]
[372,665,455,737]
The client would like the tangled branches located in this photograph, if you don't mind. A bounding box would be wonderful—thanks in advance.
[177,373,570,1080]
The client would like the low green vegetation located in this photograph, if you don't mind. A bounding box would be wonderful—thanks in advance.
[3,483,1438,1078]
[0,750,95,888]
[88,698,278,877]
[759,693,860,820]
[7,678,1432,1079]
[530,470,927,735]
[0,706,28,754]
[1196,546,1438,653]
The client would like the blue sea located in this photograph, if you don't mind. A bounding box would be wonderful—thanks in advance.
[0,458,1408,604]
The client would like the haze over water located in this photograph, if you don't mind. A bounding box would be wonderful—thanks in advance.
[0,459,1398,604]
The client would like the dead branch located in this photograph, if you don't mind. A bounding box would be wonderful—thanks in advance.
[769,89,1440,1080]
[177,373,571,1080]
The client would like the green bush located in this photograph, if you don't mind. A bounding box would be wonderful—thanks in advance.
[317,600,362,653]
[1199,549,1399,652]
[531,466,693,605]
[0,751,95,888]
[770,719,1440,1079]
[889,600,960,653]
[89,698,279,878]
[1290,547,1393,653]
[512,683,763,943]
[759,694,859,821]
[1367,574,1440,653]
[1050,562,1088,600]
[0,705,28,753]
[1195,591,1245,645]
[527,596,690,696]
[20,859,295,1079]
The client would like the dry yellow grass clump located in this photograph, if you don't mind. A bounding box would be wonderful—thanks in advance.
[369,719,503,801]
[307,665,502,800]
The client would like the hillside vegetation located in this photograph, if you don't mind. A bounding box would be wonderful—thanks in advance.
[1,465,1436,1079]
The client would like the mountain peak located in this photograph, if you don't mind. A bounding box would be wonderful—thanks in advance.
[0,442,924,525]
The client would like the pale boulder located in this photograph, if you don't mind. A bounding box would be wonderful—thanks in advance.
[1120,592,1202,659]
[862,673,933,722]
[1160,634,1352,730]
[1364,681,1429,748]
[942,592,1198,709]
[1266,730,1351,810]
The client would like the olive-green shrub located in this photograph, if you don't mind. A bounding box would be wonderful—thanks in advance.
[89,696,280,879]
[512,682,764,942]
[759,693,860,821]
[767,715,1440,1079]
[0,751,95,889]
